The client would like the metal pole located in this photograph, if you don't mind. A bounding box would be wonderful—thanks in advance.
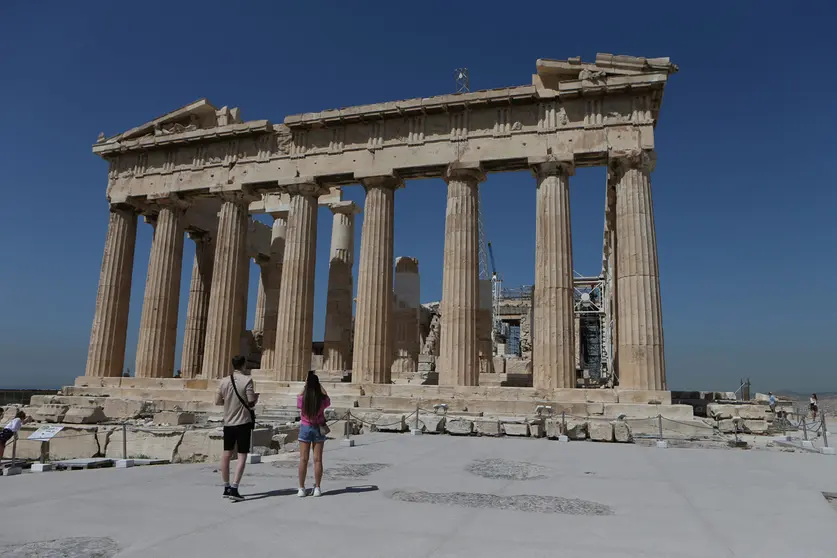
[122,423,127,460]
[415,403,420,431]
[822,411,829,448]
[345,410,351,440]
[11,435,17,462]
[657,414,663,440]
[562,411,567,435]
[782,411,787,439]
[802,411,808,441]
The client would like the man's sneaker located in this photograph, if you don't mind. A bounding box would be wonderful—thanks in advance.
[223,486,232,499]
[313,487,322,497]
[228,487,244,502]
[297,488,307,497]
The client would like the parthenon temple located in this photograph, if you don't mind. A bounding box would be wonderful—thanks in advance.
[74,53,682,417]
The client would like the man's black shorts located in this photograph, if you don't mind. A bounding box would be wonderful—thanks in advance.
[223,423,252,453]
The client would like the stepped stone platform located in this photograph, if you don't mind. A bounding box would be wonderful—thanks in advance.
[64,375,688,420]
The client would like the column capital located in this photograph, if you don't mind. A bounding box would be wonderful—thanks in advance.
[186,229,212,243]
[444,162,485,184]
[278,177,331,198]
[268,209,289,220]
[529,158,575,180]
[328,200,362,216]
[253,254,270,267]
[608,149,656,175]
[147,193,192,210]
[359,173,404,191]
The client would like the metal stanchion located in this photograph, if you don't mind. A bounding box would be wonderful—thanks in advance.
[116,423,134,468]
[411,403,422,436]
[5,435,21,475]
[656,414,667,448]
[821,411,834,455]
[340,410,355,447]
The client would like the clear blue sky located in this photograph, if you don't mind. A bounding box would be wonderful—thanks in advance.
[1,1,835,393]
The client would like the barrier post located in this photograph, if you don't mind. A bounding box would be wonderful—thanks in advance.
[411,404,422,436]
[656,414,667,449]
[802,412,808,441]
[116,423,135,468]
[820,412,835,455]
[340,410,355,447]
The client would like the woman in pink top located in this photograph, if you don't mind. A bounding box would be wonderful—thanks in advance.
[297,371,330,497]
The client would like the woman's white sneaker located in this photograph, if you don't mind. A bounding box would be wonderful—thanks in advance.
[313,487,322,497]
[297,488,307,497]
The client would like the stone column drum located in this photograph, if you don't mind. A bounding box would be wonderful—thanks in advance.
[438,165,484,386]
[253,256,268,334]
[180,231,215,379]
[352,176,400,384]
[201,195,249,379]
[323,201,360,372]
[259,211,287,370]
[610,151,665,390]
[532,162,576,390]
[274,183,327,381]
[392,257,420,376]
[85,205,137,378]
[135,203,186,378]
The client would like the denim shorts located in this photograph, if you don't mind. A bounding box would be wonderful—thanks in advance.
[298,424,327,443]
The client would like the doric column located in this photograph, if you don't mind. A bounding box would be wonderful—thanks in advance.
[253,256,267,334]
[353,175,401,384]
[201,194,249,379]
[324,201,360,373]
[392,257,420,376]
[180,231,214,379]
[274,182,328,381]
[135,202,187,378]
[85,205,137,377]
[532,161,576,390]
[438,164,484,386]
[260,211,287,370]
[477,279,494,373]
[610,150,665,390]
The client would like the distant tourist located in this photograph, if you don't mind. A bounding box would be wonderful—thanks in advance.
[215,355,258,502]
[0,410,26,460]
[297,371,331,497]
[810,394,819,421]
[768,392,776,413]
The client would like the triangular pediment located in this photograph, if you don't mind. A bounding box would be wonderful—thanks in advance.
[104,99,220,142]
[536,53,678,86]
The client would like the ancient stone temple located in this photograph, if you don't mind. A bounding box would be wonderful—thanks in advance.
[75,53,682,419]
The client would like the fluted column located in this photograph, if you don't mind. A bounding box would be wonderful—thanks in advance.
[260,211,287,371]
[324,201,360,373]
[532,161,576,390]
[353,176,400,384]
[439,165,484,386]
[274,183,328,381]
[135,203,186,378]
[180,231,214,379]
[392,257,420,376]
[610,150,665,390]
[85,205,137,377]
[253,257,267,334]
[201,194,249,379]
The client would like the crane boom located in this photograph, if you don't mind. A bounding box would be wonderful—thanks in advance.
[487,242,498,276]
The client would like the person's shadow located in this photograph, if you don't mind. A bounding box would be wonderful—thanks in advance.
[242,485,378,501]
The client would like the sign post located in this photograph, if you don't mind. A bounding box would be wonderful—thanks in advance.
[27,425,65,472]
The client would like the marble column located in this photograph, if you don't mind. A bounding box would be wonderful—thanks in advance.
[85,205,137,378]
[274,183,328,381]
[353,176,400,384]
[323,201,360,373]
[610,150,665,390]
[532,161,576,390]
[438,165,484,386]
[135,203,186,378]
[180,231,214,379]
[201,194,249,379]
[260,211,287,371]
[253,257,267,334]
[392,257,420,376]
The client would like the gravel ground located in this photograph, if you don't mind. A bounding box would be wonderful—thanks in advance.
[389,490,614,516]
[466,458,548,481]
[0,537,119,558]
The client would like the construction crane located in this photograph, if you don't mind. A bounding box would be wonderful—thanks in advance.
[487,242,506,347]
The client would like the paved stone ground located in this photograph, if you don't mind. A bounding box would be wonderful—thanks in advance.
[1,433,836,557]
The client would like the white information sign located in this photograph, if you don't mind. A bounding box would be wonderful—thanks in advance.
[27,425,64,441]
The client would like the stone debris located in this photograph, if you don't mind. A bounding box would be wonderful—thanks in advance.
[416,413,446,434]
[707,404,771,421]
[500,418,530,437]
[445,417,474,435]
[153,411,195,425]
[467,458,548,481]
[389,490,614,516]
[0,536,119,558]
[474,418,501,437]
[63,406,107,424]
[588,420,614,442]
[717,418,768,434]
[613,420,632,443]
[102,399,152,420]
[374,413,407,433]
